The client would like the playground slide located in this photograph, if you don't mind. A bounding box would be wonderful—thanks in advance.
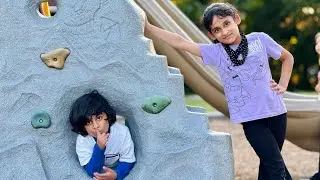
[136,0,320,152]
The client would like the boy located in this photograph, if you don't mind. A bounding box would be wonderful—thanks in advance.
[69,90,135,180]
[144,2,294,180]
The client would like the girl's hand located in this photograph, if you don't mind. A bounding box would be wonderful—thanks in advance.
[316,43,320,54]
[93,166,117,180]
[96,132,109,149]
[315,83,320,93]
[144,17,152,32]
[315,72,320,93]
[270,79,286,94]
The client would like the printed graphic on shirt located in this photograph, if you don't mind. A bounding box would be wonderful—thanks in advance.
[248,38,263,54]
[250,55,270,85]
[221,63,251,114]
[221,37,270,115]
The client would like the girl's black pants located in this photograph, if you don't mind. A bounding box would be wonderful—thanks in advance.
[242,113,292,180]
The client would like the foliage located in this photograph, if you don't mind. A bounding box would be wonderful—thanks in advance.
[172,0,320,91]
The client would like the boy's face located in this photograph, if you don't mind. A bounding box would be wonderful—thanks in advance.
[208,14,241,45]
[84,112,109,137]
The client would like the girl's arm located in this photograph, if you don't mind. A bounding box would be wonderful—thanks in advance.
[273,48,294,93]
[83,144,105,177]
[144,19,201,57]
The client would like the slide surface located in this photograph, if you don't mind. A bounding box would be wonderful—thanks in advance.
[136,0,320,152]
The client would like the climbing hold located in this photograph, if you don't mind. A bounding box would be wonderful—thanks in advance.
[40,48,70,69]
[31,110,51,129]
[142,96,171,114]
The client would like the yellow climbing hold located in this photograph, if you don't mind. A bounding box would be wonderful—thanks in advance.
[40,48,70,69]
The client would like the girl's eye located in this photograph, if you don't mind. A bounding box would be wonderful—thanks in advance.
[224,22,230,26]
[87,121,93,125]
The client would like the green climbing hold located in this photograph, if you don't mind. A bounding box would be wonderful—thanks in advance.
[31,110,51,129]
[142,96,171,114]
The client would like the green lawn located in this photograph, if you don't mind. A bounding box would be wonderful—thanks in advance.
[184,95,216,112]
[185,91,318,113]
[294,90,318,95]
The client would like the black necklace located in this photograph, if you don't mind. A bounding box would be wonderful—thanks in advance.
[222,33,248,66]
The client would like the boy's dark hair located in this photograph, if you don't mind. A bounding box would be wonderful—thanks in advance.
[69,90,116,136]
[203,3,238,33]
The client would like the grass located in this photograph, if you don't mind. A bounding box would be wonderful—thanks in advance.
[294,90,318,95]
[185,91,318,113]
[184,95,216,112]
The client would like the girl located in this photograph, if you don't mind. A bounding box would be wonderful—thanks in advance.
[144,2,294,179]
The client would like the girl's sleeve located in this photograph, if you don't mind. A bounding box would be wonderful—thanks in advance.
[199,43,220,65]
[76,136,105,177]
[259,32,283,60]
[114,161,135,180]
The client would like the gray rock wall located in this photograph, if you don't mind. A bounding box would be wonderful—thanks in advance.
[0,0,234,179]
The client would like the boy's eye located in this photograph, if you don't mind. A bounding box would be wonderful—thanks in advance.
[213,29,220,33]
[224,22,230,26]
[86,121,93,125]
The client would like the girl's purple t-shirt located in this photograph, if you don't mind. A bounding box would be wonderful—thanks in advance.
[200,32,287,123]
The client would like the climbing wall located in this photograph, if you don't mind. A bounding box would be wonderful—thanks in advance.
[0,0,233,179]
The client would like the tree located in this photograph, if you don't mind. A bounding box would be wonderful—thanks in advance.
[172,0,320,90]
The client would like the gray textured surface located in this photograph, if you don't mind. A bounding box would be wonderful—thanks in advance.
[0,0,233,179]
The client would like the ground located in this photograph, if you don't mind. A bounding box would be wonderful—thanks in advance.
[208,112,319,180]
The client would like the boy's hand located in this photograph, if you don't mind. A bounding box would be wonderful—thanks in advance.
[96,131,109,149]
[270,79,286,94]
[93,166,117,180]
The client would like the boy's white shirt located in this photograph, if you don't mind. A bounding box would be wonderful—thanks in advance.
[76,122,136,166]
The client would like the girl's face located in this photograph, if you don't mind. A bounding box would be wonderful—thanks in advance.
[208,14,241,45]
[84,112,109,137]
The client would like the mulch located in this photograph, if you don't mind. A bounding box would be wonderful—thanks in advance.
[208,117,319,180]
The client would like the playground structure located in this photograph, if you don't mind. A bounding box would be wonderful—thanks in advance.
[1,1,318,179]
[136,0,320,152]
[0,0,233,179]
